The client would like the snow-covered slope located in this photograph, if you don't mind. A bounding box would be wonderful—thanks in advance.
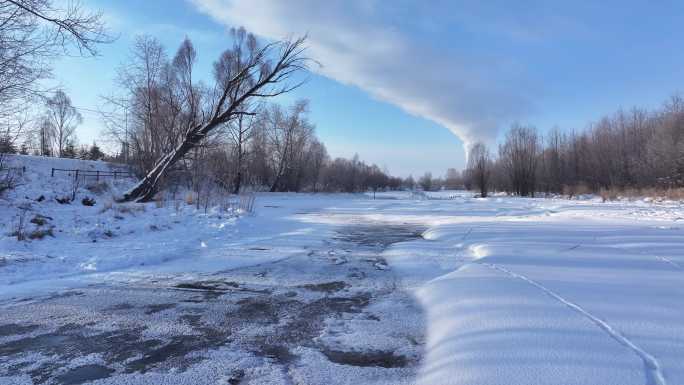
[0,156,366,301]
[1,155,255,297]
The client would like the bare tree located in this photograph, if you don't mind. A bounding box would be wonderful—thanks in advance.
[418,172,433,191]
[0,109,32,153]
[538,127,564,194]
[444,168,463,190]
[305,138,327,192]
[229,112,255,194]
[245,123,271,188]
[172,36,200,125]
[0,1,111,119]
[36,117,54,156]
[116,36,172,172]
[499,124,539,196]
[0,153,18,195]
[467,142,491,197]
[43,89,81,157]
[403,175,416,191]
[366,165,387,198]
[264,100,313,192]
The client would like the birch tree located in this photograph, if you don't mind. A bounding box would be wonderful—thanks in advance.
[44,89,81,157]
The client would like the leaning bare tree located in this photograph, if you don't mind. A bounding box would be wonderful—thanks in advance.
[120,32,309,202]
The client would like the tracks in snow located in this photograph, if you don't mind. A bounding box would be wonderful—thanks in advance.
[480,261,667,385]
[655,255,682,270]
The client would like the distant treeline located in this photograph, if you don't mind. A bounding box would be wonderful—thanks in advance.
[465,95,684,197]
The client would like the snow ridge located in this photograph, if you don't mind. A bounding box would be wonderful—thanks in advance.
[481,261,667,385]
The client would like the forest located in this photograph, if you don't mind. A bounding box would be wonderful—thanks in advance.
[464,96,684,198]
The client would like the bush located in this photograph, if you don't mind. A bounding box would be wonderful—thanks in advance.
[0,136,17,154]
[599,188,619,202]
[82,197,96,206]
[55,196,72,204]
[30,214,52,226]
[562,183,591,199]
[28,228,54,240]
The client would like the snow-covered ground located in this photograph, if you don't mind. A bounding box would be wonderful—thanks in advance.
[2,155,684,384]
[0,155,289,298]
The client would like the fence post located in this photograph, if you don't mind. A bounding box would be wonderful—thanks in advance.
[96,170,100,182]
[75,169,79,183]
[51,168,54,177]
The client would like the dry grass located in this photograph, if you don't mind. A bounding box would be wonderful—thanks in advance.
[558,184,684,202]
[98,200,114,213]
[116,203,146,215]
[597,187,684,202]
[562,183,591,198]
[185,192,195,206]
[599,188,619,202]
[27,228,54,240]
[30,214,51,226]
[85,181,110,195]
[11,209,27,241]
[154,193,166,208]
[663,188,684,200]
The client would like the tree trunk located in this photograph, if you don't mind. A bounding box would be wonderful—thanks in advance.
[232,171,242,194]
[269,158,286,192]
[232,128,243,195]
[120,126,204,202]
[269,177,280,192]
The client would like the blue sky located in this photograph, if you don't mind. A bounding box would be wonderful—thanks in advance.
[53,0,684,177]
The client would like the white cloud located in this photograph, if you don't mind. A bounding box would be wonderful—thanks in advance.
[190,0,534,149]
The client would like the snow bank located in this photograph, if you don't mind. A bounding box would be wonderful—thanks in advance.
[382,197,684,385]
